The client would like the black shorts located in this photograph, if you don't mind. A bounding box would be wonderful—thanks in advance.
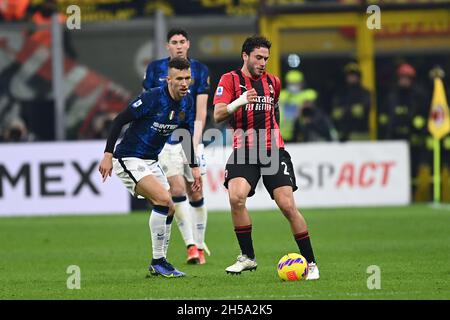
[223,148,298,199]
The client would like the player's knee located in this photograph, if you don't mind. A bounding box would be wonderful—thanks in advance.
[170,185,185,197]
[153,194,172,208]
[229,192,247,210]
[278,199,297,218]
[188,189,203,202]
[168,176,186,197]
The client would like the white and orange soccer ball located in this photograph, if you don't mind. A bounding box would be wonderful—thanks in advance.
[277,253,308,281]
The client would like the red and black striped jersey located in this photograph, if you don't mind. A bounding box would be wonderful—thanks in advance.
[213,70,284,150]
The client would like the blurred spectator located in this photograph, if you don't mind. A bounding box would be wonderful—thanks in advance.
[279,70,319,142]
[0,0,30,22]
[293,90,338,143]
[279,70,304,142]
[380,62,431,200]
[1,118,34,142]
[331,62,371,141]
[379,63,428,142]
[15,0,78,142]
[29,0,77,59]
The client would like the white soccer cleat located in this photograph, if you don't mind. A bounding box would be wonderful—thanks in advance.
[305,262,320,280]
[225,254,257,274]
[203,243,211,256]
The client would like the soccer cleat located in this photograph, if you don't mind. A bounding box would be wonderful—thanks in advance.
[149,259,185,278]
[203,243,211,256]
[305,262,320,280]
[225,254,257,274]
[186,245,200,264]
[198,249,206,265]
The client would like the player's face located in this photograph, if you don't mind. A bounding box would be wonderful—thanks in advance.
[167,67,191,100]
[244,47,269,78]
[166,35,190,59]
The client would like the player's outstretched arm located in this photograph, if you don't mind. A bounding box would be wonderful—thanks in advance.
[214,88,257,123]
[99,109,134,182]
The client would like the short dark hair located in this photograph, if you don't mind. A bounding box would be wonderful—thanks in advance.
[167,28,189,42]
[241,35,271,56]
[169,57,190,71]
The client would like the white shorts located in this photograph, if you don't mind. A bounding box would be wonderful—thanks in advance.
[158,143,194,182]
[113,157,170,199]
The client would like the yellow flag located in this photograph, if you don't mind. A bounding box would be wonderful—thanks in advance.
[428,78,450,140]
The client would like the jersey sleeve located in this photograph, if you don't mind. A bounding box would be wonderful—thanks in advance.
[273,75,281,104]
[127,91,155,119]
[196,63,210,95]
[142,62,155,90]
[213,72,235,105]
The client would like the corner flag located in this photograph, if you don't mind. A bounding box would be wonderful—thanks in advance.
[428,77,450,140]
[428,74,450,204]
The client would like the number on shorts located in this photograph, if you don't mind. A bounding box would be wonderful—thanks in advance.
[281,162,289,175]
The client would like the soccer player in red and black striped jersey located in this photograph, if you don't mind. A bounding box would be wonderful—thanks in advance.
[213,36,319,279]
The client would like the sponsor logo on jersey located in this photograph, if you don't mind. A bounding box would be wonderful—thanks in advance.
[151,122,178,135]
[216,86,223,96]
[244,96,275,111]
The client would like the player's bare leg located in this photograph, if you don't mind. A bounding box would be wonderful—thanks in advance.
[273,186,319,280]
[186,181,208,264]
[228,178,252,226]
[272,186,307,234]
[168,175,199,264]
[136,175,185,278]
[225,178,257,274]
[136,175,174,210]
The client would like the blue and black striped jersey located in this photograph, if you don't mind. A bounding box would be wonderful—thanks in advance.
[114,85,195,160]
[143,57,209,144]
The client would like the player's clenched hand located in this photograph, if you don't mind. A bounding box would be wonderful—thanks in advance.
[191,167,202,192]
[245,88,257,103]
[99,152,113,182]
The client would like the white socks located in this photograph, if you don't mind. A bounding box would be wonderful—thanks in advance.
[173,196,195,246]
[190,198,207,250]
[149,207,168,260]
[164,216,174,257]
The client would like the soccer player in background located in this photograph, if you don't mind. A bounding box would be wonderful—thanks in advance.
[143,28,210,264]
[213,36,319,279]
[99,58,201,278]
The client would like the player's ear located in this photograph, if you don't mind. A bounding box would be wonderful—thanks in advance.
[186,40,190,50]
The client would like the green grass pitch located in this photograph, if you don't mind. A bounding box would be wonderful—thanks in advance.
[0,205,449,300]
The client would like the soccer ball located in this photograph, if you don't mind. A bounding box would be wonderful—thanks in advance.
[277,253,308,281]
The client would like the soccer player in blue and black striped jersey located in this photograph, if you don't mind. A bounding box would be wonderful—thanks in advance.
[143,28,210,265]
[99,58,202,278]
